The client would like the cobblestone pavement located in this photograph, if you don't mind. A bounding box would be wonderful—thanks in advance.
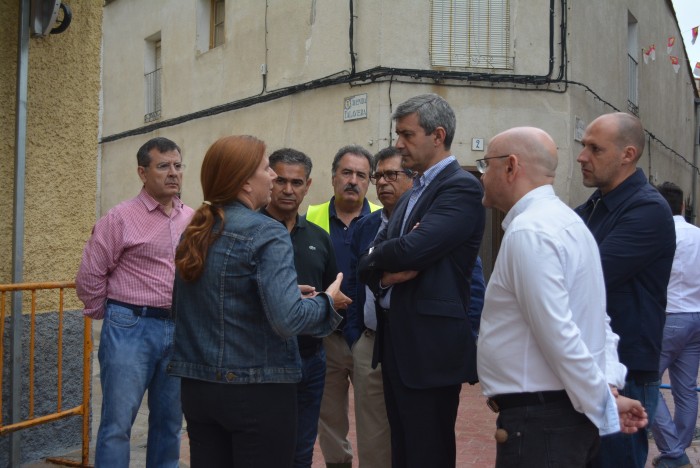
[20,321,699,467]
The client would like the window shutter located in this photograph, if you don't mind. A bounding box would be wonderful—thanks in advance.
[430,0,512,69]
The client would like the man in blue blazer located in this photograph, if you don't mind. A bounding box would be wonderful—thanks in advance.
[358,94,485,468]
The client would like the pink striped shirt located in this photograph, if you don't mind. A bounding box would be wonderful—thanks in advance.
[76,188,194,319]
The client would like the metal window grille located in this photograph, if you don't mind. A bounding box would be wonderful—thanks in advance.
[144,68,162,123]
[627,54,639,116]
[430,0,513,69]
[145,40,161,123]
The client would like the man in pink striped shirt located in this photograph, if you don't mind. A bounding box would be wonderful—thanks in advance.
[76,137,194,468]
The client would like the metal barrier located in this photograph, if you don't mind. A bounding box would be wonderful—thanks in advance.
[660,383,700,392]
[0,282,92,467]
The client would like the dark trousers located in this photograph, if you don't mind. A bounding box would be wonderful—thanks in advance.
[294,347,326,468]
[181,378,297,468]
[495,398,599,468]
[381,321,461,468]
[587,376,660,468]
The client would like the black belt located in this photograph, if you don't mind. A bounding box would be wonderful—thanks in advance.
[487,390,569,413]
[299,342,322,358]
[107,299,172,319]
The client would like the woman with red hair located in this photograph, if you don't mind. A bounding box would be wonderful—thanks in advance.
[169,135,347,467]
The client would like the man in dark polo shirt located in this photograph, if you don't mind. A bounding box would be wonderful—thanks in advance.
[262,147,339,468]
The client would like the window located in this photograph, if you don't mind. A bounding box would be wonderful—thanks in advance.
[211,0,225,48]
[430,0,512,69]
[627,12,639,116]
[144,38,162,123]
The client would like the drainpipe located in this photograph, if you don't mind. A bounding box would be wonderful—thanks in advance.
[693,97,699,224]
[10,0,30,465]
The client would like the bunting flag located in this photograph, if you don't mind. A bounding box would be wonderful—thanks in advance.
[694,62,700,78]
[643,47,649,64]
[692,26,699,45]
[668,36,676,54]
[649,44,656,61]
[670,56,680,74]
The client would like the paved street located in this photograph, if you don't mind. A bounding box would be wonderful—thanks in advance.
[21,320,700,467]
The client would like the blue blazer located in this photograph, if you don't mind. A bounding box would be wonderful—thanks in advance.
[358,160,485,388]
[346,210,486,347]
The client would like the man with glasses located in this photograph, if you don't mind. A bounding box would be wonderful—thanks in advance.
[261,147,340,468]
[358,94,485,467]
[345,146,414,468]
[306,145,380,468]
[76,137,194,467]
[477,126,648,467]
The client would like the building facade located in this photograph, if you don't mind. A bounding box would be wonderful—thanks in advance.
[100,0,699,275]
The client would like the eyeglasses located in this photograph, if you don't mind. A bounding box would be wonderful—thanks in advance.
[475,155,511,174]
[149,162,186,172]
[369,170,414,184]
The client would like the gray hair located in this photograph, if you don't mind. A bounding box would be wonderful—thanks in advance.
[331,145,373,175]
[393,94,456,150]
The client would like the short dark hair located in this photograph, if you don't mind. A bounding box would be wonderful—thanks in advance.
[392,94,456,150]
[373,146,414,178]
[657,181,684,216]
[331,145,373,175]
[373,146,401,166]
[269,148,313,179]
[137,137,181,167]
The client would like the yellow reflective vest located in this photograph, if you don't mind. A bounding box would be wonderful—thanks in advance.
[306,200,381,234]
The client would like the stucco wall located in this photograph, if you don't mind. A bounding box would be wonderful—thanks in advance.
[1,0,102,462]
[0,0,20,287]
[1,1,102,307]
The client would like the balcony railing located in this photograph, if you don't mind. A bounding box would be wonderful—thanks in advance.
[627,54,639,116]
[144,68,162,123]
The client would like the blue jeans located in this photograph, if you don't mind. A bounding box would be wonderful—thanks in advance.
[95,303,182,468]
[294,347,326,468]
[589,376,660,468]
[652,313,700,460]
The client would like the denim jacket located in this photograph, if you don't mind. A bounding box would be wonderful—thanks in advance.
[168,201,342,384]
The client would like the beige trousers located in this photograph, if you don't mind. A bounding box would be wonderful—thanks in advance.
[352,329,392,468]
[318,332,354,464]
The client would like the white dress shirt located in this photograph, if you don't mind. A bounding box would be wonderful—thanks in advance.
[666,215,700,314]
[477,185,627,435]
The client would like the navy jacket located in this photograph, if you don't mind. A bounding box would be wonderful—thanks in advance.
[346,209,486,346]
[575,168,675,373]
[358,160,485,388]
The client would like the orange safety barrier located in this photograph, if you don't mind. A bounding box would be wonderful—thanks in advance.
[0,282,92,467]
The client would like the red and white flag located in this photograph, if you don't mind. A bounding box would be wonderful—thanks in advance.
[649,44,656,61]
[670,55,680,74]
[694,62,700,77]
[668,36,676,54]
[692,26,699,45]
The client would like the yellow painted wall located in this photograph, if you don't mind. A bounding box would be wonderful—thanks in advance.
[1,1,102,310]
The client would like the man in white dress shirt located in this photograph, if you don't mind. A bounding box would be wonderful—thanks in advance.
[650,181,700,468]
[476,126,648,467]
